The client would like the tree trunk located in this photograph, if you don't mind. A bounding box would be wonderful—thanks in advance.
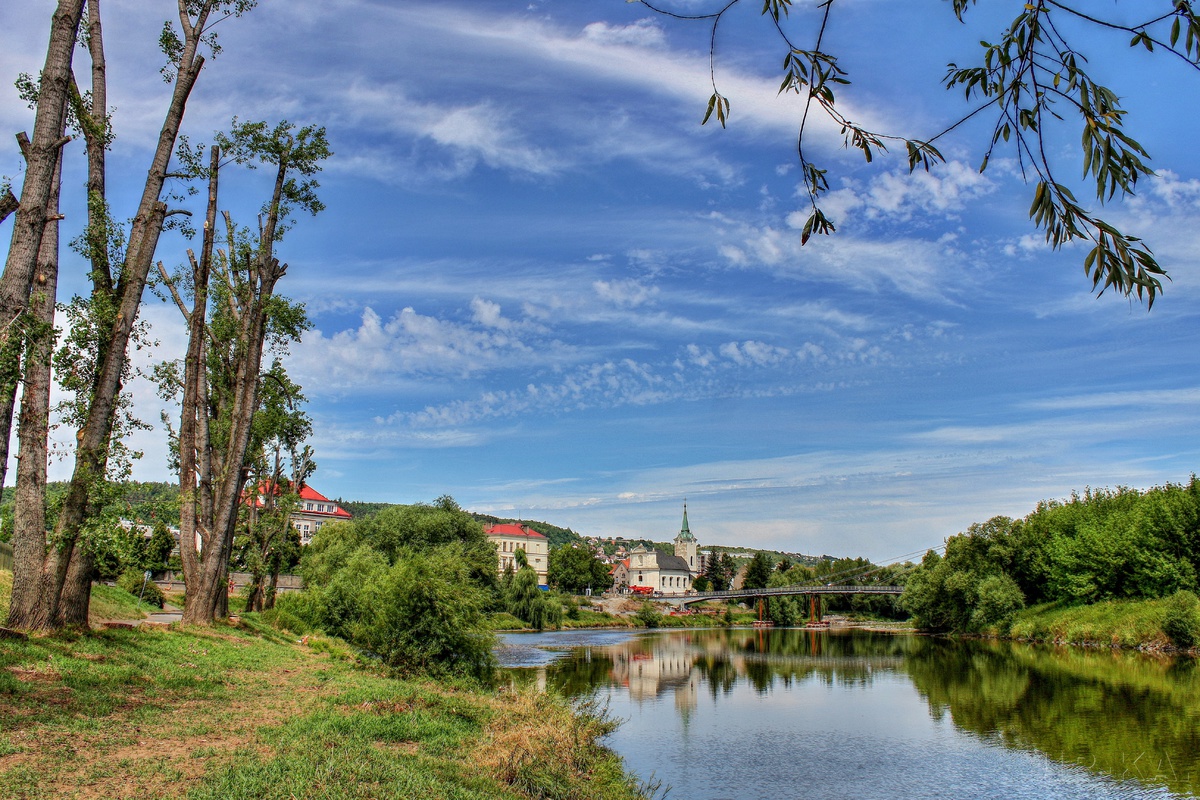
[181,161,288,625]
[0,188,18,225]
[5,145,64,631]
[0,0,84,346]
[54,3,210,627]
[179,148,219,624]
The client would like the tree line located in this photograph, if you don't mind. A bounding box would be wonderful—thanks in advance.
[3,1,327,632]
[901,477,1200,633]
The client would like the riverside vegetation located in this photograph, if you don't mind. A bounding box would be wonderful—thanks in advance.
[900,477,1200,649]
[5,477,1200,796]
[0,497,655,798]
[0,571,649,800]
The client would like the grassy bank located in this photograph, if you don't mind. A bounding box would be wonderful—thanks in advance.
[490,599,762,632]
[0,579,649,799]
[996,597,1179,649]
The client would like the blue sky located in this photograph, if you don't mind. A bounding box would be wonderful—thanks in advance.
[2,0,1199,561]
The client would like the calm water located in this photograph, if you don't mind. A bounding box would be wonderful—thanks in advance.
[497,628,1200,799]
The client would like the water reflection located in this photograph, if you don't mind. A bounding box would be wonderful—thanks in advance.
[905,637,1200,795]
[499,628,1200,798]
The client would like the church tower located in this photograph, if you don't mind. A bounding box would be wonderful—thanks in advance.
[674,501,699,573]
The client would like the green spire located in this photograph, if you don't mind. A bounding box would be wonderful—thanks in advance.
[677,501,695,542]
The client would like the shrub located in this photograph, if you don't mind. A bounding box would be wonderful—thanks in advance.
[260,606,311,635]
[634,602,662,628]
[970,573,1026,631]
[1163,590,1200,649]
[361,550,497,681]
[116,569,164,608]
[505,567,561,632]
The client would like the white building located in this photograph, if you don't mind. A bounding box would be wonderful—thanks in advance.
[485,523,549,588]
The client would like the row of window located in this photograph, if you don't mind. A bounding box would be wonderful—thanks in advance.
[304,502,337,513]
[635,573,690,588]
[498,540,543,553]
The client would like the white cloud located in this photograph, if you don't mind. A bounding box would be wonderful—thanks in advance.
[294,304,562,390]
[593,278,658,308]
[582,19,666,48]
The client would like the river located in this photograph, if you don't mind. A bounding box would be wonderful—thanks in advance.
[497,627,1200,799]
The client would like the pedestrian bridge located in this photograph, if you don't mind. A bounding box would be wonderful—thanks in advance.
[647,584,904,609]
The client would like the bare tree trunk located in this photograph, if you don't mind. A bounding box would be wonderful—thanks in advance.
[0,0,84,345]
[178,147,218,623]
[54,2,212,626]
[0,6,77,510]
[182,156,288,624]
[48,0,112,630]
[5,147,64,631]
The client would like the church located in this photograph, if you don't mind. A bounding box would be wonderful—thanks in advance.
[613,504,706,594]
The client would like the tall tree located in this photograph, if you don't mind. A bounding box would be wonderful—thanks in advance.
[159,119,328,625]
[4,131,66,630]
[238,363,314,613]
[6,0,257,632]
[742,551,774,590]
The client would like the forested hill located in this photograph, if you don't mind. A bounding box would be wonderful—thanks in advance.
[469,514,582,547]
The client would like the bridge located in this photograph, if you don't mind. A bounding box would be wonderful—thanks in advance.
[643,583,904,609]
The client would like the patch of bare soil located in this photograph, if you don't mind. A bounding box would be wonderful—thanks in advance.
[594,596,643,616]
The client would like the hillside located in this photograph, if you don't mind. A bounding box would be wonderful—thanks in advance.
[469,513,581,548]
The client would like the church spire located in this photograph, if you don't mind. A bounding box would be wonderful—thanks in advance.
[677,500,695,542]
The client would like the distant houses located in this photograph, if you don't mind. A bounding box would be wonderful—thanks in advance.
[289,485,353,544]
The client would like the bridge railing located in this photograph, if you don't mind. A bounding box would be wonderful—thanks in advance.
[653,583,905,602]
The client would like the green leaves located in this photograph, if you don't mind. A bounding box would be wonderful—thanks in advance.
[761,0,792,23]
[1028,180,1165,307]
[647,0,1196,303]
[702,91,730,127]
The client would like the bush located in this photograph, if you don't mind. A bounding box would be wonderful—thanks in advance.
[1163,590,1200,649]
[505,567,561,632]
[259,607,311,635]
[634,602,662,628]
[970,573,1026,631]
[116,569,164,608]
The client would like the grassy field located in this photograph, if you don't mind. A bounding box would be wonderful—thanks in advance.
[0,576,649,800]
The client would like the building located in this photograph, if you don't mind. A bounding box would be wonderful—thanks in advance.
[484,523,549,588]
[290,485,353,544]
[246,482,353,546]
[620,503,703,594]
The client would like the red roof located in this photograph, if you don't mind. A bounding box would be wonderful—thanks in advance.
[484,523,547,540]
[246,482,352,519]
[608,558,630,575]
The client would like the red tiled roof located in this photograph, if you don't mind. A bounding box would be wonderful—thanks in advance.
[484,523,547,540]
[245,482,352,519]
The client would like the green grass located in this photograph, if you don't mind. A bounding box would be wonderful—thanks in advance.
[0,618,649,800]
[1001,597,1174,649]
[0,569,10,621]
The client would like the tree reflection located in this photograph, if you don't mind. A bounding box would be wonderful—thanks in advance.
[500,629,1200,796]
[905,637,1200,795]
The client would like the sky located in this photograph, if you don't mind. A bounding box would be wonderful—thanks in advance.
[1,0,1199,562]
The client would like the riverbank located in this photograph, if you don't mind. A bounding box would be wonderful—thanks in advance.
[993,595,1196,652]
[0,577,649,799]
